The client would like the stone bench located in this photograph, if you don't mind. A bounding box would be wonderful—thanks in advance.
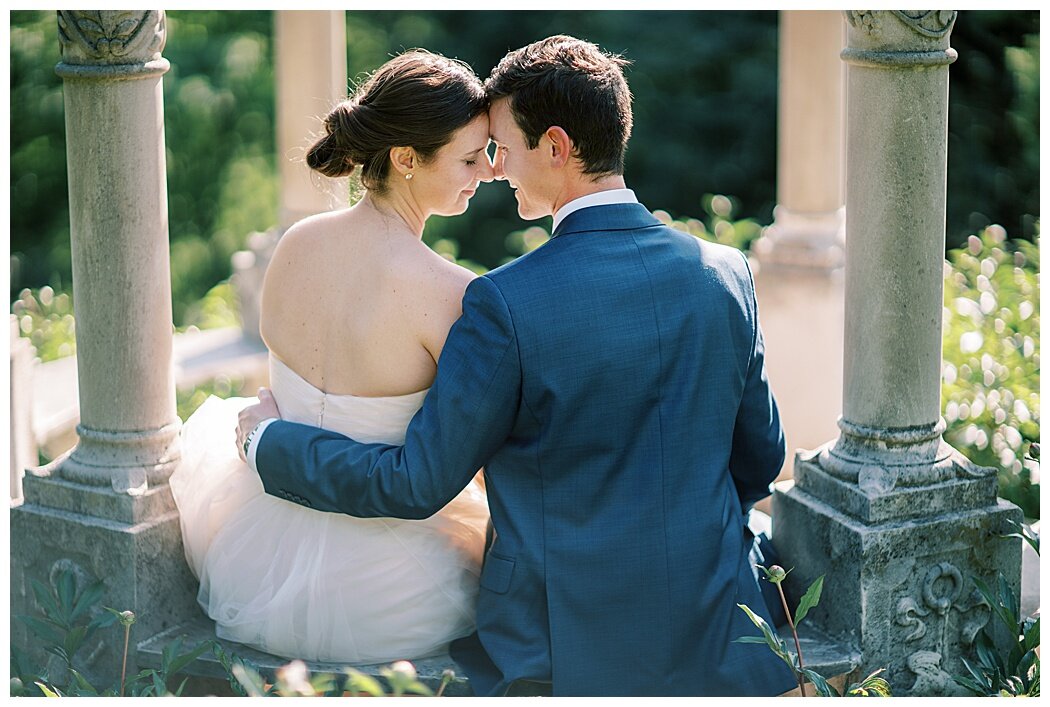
[138,615,859,696]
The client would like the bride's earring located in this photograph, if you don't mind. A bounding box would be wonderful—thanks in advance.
[405,173,413,180]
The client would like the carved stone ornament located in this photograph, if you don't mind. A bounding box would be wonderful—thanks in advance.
[845,11,883,37]
[845,11,957,39]
[906,651,970,697]
[56,10,168,79]
[891,11,958,38]
[894,561,990,648]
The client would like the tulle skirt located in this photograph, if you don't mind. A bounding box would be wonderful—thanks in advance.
[169,396,489,664]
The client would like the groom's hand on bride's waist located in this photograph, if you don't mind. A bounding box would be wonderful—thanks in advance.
[236,388,281,462]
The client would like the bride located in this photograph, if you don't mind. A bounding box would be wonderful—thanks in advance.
[170,50,494,664]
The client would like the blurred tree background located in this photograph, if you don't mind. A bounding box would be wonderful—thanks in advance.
[9,10,1039,320]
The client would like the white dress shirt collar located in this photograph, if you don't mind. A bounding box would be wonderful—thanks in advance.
[551,188,639,234]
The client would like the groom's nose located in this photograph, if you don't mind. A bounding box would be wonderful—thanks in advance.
[491,149,506,181]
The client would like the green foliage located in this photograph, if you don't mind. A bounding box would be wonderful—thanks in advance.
[953,522,1040,696]
[656,193,765,253]
[792,574,824,627]
[735,568,890,697]
[11,287,76,362]
[177,375,249,422]
[10,568,210,697]
[11,10,277,324]
[10,568,257,698]
[941,224,1040,519]
[179,280,242,332]
[948,12,1040,245]
[13,569,117,690]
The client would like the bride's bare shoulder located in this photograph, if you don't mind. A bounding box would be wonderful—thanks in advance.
[399,241,476,302]
[268,209,353,266]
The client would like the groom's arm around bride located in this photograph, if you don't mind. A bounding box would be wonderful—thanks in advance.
[238,35,795,697]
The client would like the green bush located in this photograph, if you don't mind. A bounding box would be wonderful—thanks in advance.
[11,287,76,363]
[179,280,242,332]
[941,224,1039,519]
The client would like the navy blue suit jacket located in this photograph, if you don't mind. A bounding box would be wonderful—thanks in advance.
[255,203,796,696]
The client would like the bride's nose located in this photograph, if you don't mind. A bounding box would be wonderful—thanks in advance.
[477,155,495,183]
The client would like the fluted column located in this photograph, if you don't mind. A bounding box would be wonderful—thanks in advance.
[54,9,180,493]
[11,12,198,685]
[773,11,1022,695]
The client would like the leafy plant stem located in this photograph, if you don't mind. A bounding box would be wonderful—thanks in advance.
[778,582,807,696]
[119,622,130,697]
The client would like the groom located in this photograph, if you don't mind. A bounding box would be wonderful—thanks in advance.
[237,35,795,697]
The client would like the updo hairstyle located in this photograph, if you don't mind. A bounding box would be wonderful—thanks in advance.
[307,50,487,192]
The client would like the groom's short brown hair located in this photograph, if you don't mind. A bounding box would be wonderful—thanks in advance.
[485,35,632,177]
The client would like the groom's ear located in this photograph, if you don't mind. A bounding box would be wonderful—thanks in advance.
[544,127,574,168]
[388,146,416,177]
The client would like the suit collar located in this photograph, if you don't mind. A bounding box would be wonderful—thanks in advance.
[551,202,663,238]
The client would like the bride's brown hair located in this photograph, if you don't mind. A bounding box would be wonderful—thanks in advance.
[307,50,487,192]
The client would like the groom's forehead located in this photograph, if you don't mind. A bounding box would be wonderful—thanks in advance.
[488,99,517,143]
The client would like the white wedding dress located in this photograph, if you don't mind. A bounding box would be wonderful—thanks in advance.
[169,356,489,664]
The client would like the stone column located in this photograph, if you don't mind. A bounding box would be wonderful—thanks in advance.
[275,10,348,229]
[753,10,845,270]
[773,11,1022,696]
[233,10,347,340]
[751,10,846,488]
[11,11,197,686]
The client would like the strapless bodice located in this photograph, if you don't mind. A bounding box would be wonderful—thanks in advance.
[269,356,429,446]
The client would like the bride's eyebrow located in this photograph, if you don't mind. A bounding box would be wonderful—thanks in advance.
[461,146,487,158]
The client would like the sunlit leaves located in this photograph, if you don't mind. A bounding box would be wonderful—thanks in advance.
[942,224,1039,518]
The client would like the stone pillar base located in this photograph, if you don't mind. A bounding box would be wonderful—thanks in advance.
[11,472,198,687]
[773,452,1023,696]
[751,206,845,271]
[56,422,181,494]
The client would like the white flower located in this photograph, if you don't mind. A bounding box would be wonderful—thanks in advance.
[959,331,983,354]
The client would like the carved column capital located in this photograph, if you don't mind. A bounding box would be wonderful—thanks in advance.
[843,10,957,68]
[56,10,169,80]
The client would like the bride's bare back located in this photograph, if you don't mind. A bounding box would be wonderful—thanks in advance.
[260,201,475,397]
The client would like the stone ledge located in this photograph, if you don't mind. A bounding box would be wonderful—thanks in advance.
[136,615,472,696]
[782,622,861,680]
[138,615,859,696]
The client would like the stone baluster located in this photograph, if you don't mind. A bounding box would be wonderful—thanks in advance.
[773,11,1022,696]
[10,314,37,503]
[11,11,198,685]
[234,10,347,341]
[751,10,846,486]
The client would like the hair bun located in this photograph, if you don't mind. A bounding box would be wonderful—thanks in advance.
[305,50,486,191]
[306,102,361,179]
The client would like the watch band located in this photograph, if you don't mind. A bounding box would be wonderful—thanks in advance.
[242,421,261,458]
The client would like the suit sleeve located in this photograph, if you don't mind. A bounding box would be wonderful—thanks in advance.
[254,275,520,519]
[728,254,786,513]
